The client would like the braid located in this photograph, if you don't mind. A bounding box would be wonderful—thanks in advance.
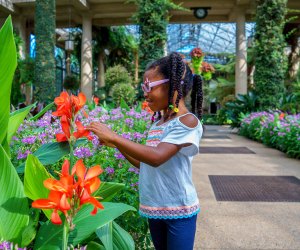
[151,111,162,124]
[167,52,185,119]
[191,74,203,119]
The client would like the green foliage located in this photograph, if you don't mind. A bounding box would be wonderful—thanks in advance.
[96,221,135,250]
[0,145,29,246]
[8,103,36,147]
[34,0,56,104]
[208,78,235,105]
[105,65,132,91]
[63,74,80,91]
[133,0,184,72]
[34,202,135,248]
[112,84,136,107]
[254,0,288,109]
[0,16,17,147]
[240,112,300,158]
[224,91,260,127]
[11,57,35,106]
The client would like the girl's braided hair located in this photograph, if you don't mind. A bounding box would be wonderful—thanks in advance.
[146,52,203,122]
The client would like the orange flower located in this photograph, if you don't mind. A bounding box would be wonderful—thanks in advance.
[279,113,285,120]
[71,93,86,115]
[93,97,99,106]
[32,190,71,224]
[32,159,104,225]
[73,159,104,215]
[73,120,93,140]
[53,92,92,143]
[142,101,153,114]
[52,92,72,119]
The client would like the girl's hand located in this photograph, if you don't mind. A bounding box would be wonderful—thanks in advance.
[86,122,116,145]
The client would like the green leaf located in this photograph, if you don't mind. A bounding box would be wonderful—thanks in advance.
[87,241,106,250]
[24,154,52,219]
[0,16,17,145]
[7,103,36,146]
[120,98,130,111]
[112,221,135,250]
[94,182,125,202]
[0,145,29,246]
[21,208,40,247]
[16,141,70,173]
[34,202,136,249]
[96,222,113,250]
[29,102,54,121]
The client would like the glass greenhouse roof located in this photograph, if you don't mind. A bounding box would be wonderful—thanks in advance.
[126,22,255,57]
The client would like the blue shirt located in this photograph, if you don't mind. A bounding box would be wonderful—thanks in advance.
[139,113,203,219]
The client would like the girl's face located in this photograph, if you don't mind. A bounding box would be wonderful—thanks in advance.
[143,69,169,112]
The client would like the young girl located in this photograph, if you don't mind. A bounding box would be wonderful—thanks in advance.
[87,52,203,250]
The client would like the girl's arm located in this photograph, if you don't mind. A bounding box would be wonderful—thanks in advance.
[118,149,140,168]
[87,123,180,167]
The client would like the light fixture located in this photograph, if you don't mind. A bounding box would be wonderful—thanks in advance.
[191,7,211,19]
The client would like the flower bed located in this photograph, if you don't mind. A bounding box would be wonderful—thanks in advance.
[10,104,153,249]
[239,111,300,158]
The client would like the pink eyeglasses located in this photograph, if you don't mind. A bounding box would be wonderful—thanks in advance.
[141,78,169,93]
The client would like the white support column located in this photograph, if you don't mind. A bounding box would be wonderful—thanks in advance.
[13,16,26,59]
[235,9,247,96]
[81,14,93,100]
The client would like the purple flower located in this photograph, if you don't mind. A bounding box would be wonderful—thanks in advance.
[125,118,134,128]
[105,167,115,174]
[114,152,125,160]
[17,150,31,160]
[21,136,36,144]
[128,167,139,174]
[74,147,92,158]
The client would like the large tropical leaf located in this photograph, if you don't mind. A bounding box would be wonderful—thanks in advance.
[34,202,136,249]
[96,221,135,250]
[24,154,52,219]
[7,103,36,146]
[0,16,17,145]
[96,222,113,250]
[17,139,87,173]
[95,182,125,202]
[16,141,70,173]
[0,145,29,246]
[112,221,135,250]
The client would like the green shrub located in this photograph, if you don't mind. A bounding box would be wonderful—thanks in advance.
[111,83,136,106]
[105,65,132,93]
[63,74,80,91]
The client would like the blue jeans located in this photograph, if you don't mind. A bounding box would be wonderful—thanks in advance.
[148,215,197,250]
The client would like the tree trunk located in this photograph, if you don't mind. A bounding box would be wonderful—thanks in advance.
[288,36,300,80]
[97,52,105,88]
[134,49,138,83]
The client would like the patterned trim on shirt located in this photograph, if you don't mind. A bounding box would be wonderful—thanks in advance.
[139,203,200,219]
[146,128,164,147]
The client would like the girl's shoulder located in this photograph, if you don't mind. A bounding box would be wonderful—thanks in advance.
[177,113,200,129]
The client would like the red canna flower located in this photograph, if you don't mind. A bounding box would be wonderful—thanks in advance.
[279,113,285,120]
[73,120,93,140]
[93,97,99,106]
[141,101,153,114]
[32,190,71,224]
[52,92,72,119]
[53,92,92,143]
[32,159,104,225]
[73,159,104,215]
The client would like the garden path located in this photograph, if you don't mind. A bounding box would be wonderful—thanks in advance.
[193,125,300,250]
